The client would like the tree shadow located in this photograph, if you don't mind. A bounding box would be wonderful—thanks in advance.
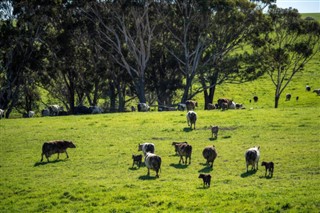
[138,175,158,180]
[169,163,189,169]
[34,159,64,167]
[240,170,257,178]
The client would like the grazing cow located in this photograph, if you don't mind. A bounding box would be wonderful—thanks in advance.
[74,105,91,115]
[172,142,188,155]
[286,93,291,101]
[28,111,35,118]
[186,111,197,129]
[245,146,260,172]
[210,125,219,139]
[177,103,186,111]
[137,103,150,112]
[296,96,299,101]
[202,146,218,168]
[185,100,198,111]
[261,161,274,177]
[145,152,161,177]
[253,96,259,102]
[0,109,4,119]
[176,143,192,165]
[306,85,311,91]
[41,109,50,117]
[40,140,76,162]
[217,98,231,109]
[90,106,103,114]
[207,103,216,110]
[198,174,211,187]
[132,154,142,168]
[138,143,155,156]
[313,89,320,95]
[48,105,64,116]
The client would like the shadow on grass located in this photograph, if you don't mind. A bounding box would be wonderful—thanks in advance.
[170,163,189,169]
[259,175,273,179]
[240,170,257,178]
[183,127,193,132]
[138,175,158,180]
[196,186,211,190]
[198,166,213,173]
[34,159,64,167]
[209,137,218,141]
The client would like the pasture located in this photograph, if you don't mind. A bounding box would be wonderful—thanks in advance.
[0,106,319,212]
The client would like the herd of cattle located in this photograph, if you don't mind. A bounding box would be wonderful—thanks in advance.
[39,104,275,188]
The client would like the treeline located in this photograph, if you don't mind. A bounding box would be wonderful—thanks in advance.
[0,0,319,117]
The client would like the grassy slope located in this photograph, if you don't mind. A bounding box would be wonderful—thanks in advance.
[0,13,319,213]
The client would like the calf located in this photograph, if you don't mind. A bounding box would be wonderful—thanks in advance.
[261,161,274,177]
[41,140,76,162]
[210,125,219,139]
[202,146,218,168]
[198,174,211,187]
[186,111,197,129]
[172,142,188,155]
[132,154,142,168]
[176,143,192,165]
[138,143,155,156]
[245,146,260,172]
[145,152,162,178]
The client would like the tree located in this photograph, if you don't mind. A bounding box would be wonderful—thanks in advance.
[255,6,320,108]
[87,0,157,104]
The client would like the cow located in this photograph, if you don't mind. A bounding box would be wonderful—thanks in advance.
[202,146,218,168]
[217,98,231,109]
[40,140,76,162]
[145,152,162,178]
[137,103,150,112]
[176,143,192,165]
[198,174,211,187]
[90,106,103,114]
[132,154,142,168]
[210,125,219,139]
[185,100,198,111]
[41,109,50,117]
[177,103,186,111]
[186,111,197,129]
[286,93,291,101]
[245,146,260,172]
[261,161,274,177]
[0,109,4,119]
[313,89,320,95]
[172,142,188,155]
[306,85,311,91]
[253,96,259,102]
[48,105,64,116]
[207,103,217,110]
[138,143,155,156]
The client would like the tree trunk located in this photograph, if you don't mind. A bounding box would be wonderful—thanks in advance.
[274,95,280,108]
[135,78,146,103]
[181,76,192,103]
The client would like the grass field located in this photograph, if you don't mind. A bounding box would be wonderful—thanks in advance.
[1,105,319,212]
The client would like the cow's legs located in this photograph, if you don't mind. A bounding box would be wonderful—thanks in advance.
[65,151,69,158]
[147,168,150,176]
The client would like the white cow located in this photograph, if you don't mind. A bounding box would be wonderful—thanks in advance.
[245,146,260,172]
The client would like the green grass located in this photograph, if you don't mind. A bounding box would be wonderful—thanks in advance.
[1,106,319,212]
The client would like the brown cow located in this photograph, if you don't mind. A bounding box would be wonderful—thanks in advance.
[41,140,76,162]
[185,100,198,111]
[202,146,218,168]
[176,143,192,165]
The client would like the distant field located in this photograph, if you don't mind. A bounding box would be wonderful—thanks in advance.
[0,105,319,212]
[301,13,320,21]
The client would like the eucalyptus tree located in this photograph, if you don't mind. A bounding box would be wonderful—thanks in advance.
[0,0,48,117]
[86,0,158,104]
[255,6,320,108]
[162,0,211,103]
[197,0,273,109]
